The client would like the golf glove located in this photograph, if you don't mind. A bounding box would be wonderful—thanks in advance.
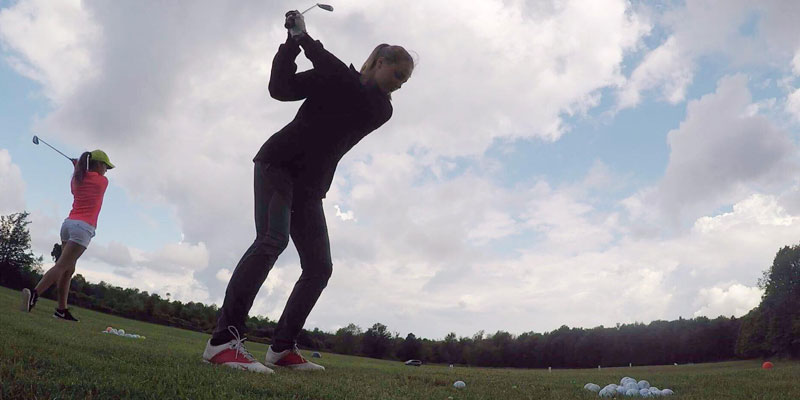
[284,10,306,39]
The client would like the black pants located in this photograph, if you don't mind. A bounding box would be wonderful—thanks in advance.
[212,162,332,350]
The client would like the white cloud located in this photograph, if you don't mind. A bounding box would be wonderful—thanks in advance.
[75,257,212,303]
[139,241,209,273]
[619,1,800,110]
[0,0,99,101]
[0,149,25,214]
[84,240,133,268]
[786,87,800,122]
[793,50,800,76]
[693,283,763,318]
[625,75,797,227]
[216,268,232,283]
[618,36,694,108]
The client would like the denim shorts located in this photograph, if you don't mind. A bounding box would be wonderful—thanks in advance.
[60,219,96,248]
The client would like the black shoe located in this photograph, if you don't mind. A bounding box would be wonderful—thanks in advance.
[53,308,79,322]
[20,288,38,312]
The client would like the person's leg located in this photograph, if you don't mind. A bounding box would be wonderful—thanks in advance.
[211,163,293,344]
[271,195,333,351]
[55,250,77,310]
[34,240,85,297]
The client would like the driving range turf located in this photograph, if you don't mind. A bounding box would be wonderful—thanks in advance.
[1,286,798,399]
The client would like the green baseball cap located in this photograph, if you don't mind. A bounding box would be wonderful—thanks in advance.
[90,149,115,169]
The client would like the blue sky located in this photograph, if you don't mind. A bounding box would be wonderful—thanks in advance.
[2,0,800,339]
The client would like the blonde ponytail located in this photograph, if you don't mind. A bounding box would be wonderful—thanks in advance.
[360,44,414,75]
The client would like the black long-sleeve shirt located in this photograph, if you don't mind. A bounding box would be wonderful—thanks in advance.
[255,34,393,199]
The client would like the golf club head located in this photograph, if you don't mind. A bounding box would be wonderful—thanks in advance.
[32,135,39,145]
[301,3,334,14]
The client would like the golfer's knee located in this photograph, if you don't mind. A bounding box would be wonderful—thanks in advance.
[311,262,333,286]
[53,260,71,273]
[252,233,289,255]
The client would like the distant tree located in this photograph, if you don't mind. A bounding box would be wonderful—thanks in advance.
[362,323,393,359]
[396,333,422,361]
[333,323,362,355]
[0,212,43,289]
[738,245,800,357]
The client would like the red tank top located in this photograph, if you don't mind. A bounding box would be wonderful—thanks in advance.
[67,172,108,228]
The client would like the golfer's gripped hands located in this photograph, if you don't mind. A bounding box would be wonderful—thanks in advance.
[284,10,306,39]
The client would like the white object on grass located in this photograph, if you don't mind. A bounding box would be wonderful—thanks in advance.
[639,388,653,397]
[625,389,639,397]
[661,389,674,396]
[599,388,615,397]
[638,380,650,389]
[453,381,466,389]
[621,377,636,385]
[584,383,601,392]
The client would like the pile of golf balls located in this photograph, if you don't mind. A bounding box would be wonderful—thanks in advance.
[584,377,674,397]
[102,326,146,339]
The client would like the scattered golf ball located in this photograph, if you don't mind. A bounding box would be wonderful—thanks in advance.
[453,381,466,389]
[625,388,639,397]
[638,380,650,389]
[598,388,614,397]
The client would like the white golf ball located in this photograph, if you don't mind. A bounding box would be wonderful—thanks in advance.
[585,383,601,392]
[625,388,639,397]
[599,388,614,398]
[621,377,635,385]
[616,386,628,395]
[661,389,674,396]
[453,381,466,389]
[118,329,125,335]
[638,380,650,389]
[639,388,653,397]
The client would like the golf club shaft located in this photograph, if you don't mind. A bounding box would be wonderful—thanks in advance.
[38,138,72,161]
[300,5,317,14]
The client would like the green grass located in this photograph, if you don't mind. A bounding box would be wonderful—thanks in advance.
[1,286,799,400]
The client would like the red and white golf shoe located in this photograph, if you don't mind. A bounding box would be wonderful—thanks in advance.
[265,345,325,371]
[202,327,273,374]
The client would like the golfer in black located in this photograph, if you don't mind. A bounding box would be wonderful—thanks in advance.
[202,10,414,373]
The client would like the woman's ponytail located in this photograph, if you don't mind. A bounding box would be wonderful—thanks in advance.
[74,152,91,184]
[360,43,391,75]
[360,44,415,75]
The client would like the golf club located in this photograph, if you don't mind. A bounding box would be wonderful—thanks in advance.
[301,3,333,14]
[32,135,72,161]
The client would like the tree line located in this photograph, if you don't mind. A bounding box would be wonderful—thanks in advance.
[2,212,797,367]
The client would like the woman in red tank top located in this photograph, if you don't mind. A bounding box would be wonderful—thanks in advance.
[21,150,114,322]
